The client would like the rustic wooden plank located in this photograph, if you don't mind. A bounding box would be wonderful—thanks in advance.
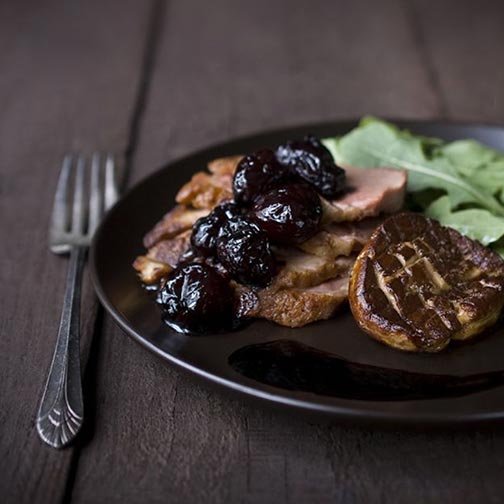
[68,0,479,503]
[127,0,441,185]
[410,0,504,123]
[0,1,154,502]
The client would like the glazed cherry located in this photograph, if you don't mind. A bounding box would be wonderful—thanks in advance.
[233,149,291,205]
[216,218,276,287]
[156,263,233,333]
[250,183,322,245]
[191,202,241,256]
[191,212,222,256]
[216,202,242,219]
[276,135,346,198]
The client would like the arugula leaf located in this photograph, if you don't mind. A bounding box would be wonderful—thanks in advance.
[323,117,504,254]
[323,117,504,216]
[442,140,504,199]
[425,196,504,247]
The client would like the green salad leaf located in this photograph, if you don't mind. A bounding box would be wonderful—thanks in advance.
[425,196,504,246]
[323,117,504,256]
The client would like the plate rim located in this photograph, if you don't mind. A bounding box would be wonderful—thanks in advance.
[90,118,504,426]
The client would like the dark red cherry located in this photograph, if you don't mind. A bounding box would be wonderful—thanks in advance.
[233,149,292,205]
[216,218,276,287]
[156,263,234,333]
[250,183,322,245]
[191,202,241,256]
[276,135,345,198]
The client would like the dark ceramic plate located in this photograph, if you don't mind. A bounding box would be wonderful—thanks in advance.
[90,120,504,426]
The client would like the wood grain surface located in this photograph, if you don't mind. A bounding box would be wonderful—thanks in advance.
[1,0,504,503]
[0,0,155,502]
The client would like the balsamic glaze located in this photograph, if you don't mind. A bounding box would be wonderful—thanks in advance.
[229,340,504,401]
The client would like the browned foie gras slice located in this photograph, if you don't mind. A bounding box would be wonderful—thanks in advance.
[349,213,504,352]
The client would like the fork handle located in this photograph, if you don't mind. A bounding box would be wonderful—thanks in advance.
[37,246,87,448]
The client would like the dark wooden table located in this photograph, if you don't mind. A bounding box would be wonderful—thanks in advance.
[2,0,504,502]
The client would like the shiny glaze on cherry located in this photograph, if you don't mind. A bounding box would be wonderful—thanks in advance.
[216,217,276,287]
[156,263,234,333]
[191,202,241,256]
[276,135,346,198]
[251,183,322,245]
[232,149,292,205]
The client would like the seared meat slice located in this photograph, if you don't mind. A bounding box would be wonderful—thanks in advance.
[238,275,350,327]
[208,155,244,175]
[298,217,382,258]
[174,156,241,211]
[134,231,191,284]
[176,171,233,209]
[272,249,354,289]
[236,254,354,327]
[321,167,406,223]
[147,230,191,266]
[133,256,172,285]
[350,213,504,352]
[144,205,209,248]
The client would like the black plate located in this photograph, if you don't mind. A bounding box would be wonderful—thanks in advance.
[90,120,504,426]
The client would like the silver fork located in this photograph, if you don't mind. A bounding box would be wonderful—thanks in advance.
[37,153,118,449]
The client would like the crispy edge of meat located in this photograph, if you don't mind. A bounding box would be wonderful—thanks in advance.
[175,171,233,209]
[208,155,243,175]
[298,218,383,259]
[143,205,209,248]
[236,256,354,328]
[239,276,350,328]
[134,231,191,284]
[147,230,191,266]
[133,256,173,285]
[271,250,355,290]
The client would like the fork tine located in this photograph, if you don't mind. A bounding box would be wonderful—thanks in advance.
[104,154,119,210]
[50,155,72,234]
[88,153,102,236]
[71,156,86,234]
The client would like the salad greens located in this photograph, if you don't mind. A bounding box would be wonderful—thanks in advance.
[323,117,504,256]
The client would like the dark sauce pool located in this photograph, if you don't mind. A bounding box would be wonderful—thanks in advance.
[229,340,504,401]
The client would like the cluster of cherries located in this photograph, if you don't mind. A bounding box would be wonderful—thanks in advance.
[156,135,346,333]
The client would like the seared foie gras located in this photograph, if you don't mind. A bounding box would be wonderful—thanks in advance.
[349,213,504,352]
